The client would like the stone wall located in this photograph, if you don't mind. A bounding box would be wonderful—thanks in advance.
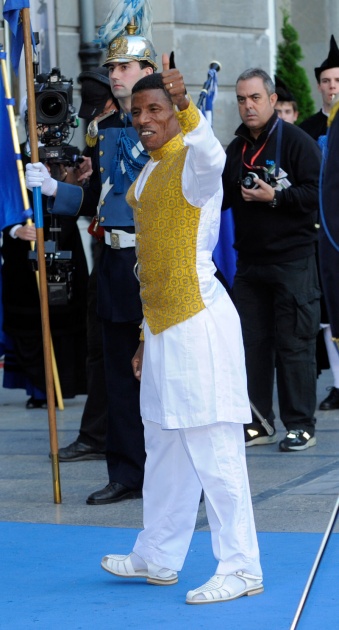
[3,1,338,146]
[65,0,273,147]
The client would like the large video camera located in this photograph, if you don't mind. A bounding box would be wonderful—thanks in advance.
[33,66,83,169]
[34,67,77,145]
[28,51,78,305]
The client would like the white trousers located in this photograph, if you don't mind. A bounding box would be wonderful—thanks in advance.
[133,419,262,577]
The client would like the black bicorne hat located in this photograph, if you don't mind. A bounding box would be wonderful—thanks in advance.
[274,75,296,102]
[314,35,339,81]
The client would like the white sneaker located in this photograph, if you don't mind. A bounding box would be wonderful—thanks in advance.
[101,553,178,586]
[186,571,264,604]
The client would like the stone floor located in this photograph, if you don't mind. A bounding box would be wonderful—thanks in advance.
[0,366,338,534]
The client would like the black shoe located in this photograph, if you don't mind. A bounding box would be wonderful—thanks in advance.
[244,422,278,447]
[279,430,316,452]
[86,482,142,505]
[26,397,47,409]
[58,441,106,462]
[319,387,339,410]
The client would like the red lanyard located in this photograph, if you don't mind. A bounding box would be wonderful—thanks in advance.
[242,118,279,169]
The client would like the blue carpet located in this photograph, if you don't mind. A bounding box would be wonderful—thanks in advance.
[0,523,338,630]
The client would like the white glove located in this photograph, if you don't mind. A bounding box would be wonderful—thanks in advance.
[25,162,58,196]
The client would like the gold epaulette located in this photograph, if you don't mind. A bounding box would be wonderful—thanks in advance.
[327,100,339,127]
[85,108,118,147]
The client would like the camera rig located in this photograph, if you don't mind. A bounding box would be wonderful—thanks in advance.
[25,41,79,306]
[34,66,78,149]
[28,221,74,307]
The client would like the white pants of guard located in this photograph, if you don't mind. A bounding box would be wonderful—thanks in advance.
[133,419,262,577]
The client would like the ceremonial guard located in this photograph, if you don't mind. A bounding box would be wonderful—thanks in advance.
[318,97,339,349]
[300,35,339,411]
[26,3,157,503]
[299,35,339,140]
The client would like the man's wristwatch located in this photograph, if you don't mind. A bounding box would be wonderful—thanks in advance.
[269,191,277,207]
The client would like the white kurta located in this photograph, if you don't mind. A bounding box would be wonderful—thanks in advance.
[134,109,251,429]
[131,104,261,579]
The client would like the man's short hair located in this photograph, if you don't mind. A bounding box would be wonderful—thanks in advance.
[236,68,276,97]
[132,73,172,104]
[277,100,299,114]
[139,60,156,71]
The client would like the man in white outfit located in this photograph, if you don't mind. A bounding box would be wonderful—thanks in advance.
[101,54,264,605]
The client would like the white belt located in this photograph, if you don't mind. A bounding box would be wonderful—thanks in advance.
[104,229,136,249]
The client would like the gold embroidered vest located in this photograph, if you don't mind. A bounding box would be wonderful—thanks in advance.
[126,133,206,335]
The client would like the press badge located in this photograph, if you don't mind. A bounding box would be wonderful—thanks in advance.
[267,166,292,191]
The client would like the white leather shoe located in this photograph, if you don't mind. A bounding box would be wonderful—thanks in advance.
[186,571,264,604]
[101,553,178,586]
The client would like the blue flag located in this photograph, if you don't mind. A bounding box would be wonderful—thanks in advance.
[3,0,35,75]
[201,68,219,127]
[212,209,237,289]
[0,60,25,231]
[0,50,26,357]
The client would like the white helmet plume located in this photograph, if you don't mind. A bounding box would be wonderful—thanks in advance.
[96,0,153,48]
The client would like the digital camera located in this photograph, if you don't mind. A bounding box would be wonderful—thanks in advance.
[241,169,277,190]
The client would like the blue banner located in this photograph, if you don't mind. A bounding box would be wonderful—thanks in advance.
[0,62,25,231]
[212,209,237,289]
[201,68,219,126]
[3,0,35,75]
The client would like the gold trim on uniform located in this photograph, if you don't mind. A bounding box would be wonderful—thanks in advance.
[85,109,117,147]
[328,100,339,127]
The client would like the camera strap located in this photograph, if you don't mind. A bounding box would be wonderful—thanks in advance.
[241,117,282,176]
[274,117,283,176]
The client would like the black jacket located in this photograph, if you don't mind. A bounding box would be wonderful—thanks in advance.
[298,110,328,141]
[222,112,322,264]
[319,106,339,337]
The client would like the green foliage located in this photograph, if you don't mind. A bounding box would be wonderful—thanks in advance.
[276,9,315,123]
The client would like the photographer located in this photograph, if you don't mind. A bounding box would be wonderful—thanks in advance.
[1,119,89,406]
[57,65,118,461]
[222,68,322,452]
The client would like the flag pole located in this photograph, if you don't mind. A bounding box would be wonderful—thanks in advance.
[0,48,64,412]
[21,7,61,503]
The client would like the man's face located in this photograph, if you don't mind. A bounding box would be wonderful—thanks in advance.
[236,77,277,137]
[131,88,180,152]
[107,61,152,100]
[275,101,298,123]
[318,67,339,108]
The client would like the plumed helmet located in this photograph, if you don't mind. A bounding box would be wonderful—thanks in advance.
[96,2,157,70]
[103,30,157,69]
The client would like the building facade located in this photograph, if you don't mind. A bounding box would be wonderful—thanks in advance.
[1,0,339,148]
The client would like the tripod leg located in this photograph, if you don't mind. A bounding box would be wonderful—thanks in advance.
[290,495,339,630]
[249,400,275,436]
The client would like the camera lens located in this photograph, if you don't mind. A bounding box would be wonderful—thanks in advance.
[242,175,255,189]
[242,171,259,189]
[35,90,68,124]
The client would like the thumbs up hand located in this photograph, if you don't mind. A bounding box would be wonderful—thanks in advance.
[161,53,189,111]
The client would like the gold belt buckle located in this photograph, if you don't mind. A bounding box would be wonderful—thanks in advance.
[110,232,120,249]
